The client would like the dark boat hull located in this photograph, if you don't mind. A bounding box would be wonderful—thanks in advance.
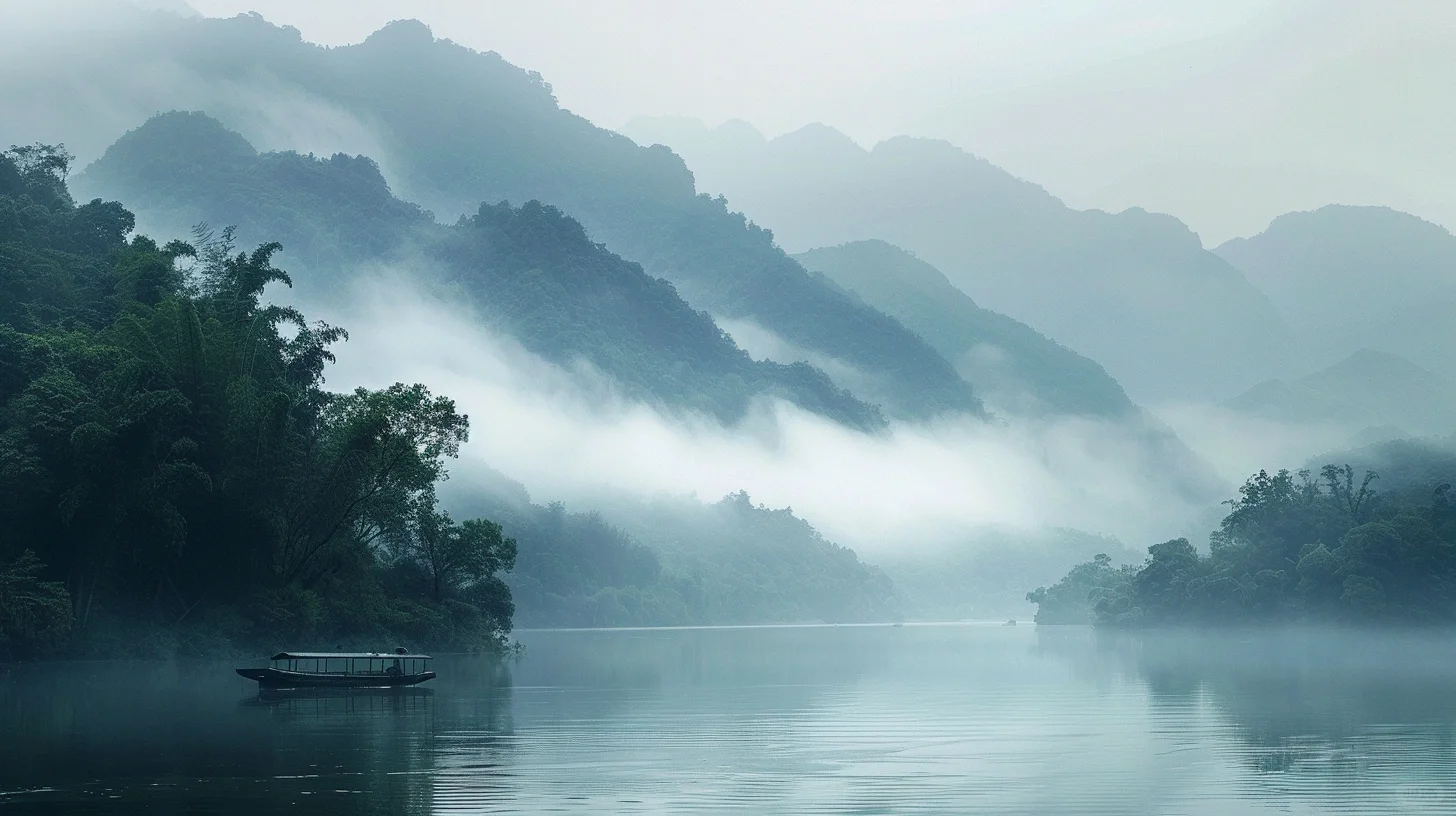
[236,667,436,689]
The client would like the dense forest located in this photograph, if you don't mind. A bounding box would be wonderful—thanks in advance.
[446,480,902,628]
[78,112,884,430]
[0,144,516,659]
[1028,440,1456,626]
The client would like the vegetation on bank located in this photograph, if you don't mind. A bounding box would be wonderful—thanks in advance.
[0,144,515,660]
[1028,442,1456,626]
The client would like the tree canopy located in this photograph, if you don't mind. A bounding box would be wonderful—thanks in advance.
[1029,441,1456,626]
[0,143,515,658]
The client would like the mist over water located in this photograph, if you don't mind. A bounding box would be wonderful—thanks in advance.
[7,625,1456,814]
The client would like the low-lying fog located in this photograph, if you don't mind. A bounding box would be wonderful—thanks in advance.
[307,272,1357,557]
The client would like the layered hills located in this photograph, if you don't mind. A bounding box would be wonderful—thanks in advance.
[794,239,1134,418]
[1215,205,1456,380]
[622,117,1296,403]
[78,112,883,429]
[29,13,982,421]
[1229,350,1456,439]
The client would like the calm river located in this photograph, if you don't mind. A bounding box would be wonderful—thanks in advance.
[4,624,1456,814]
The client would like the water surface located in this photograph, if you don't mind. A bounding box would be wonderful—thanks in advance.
[4,624,1456,814]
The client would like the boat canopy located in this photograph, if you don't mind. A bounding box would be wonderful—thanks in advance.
[270,652,432,661]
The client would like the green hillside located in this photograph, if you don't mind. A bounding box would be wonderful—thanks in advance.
[0,143,514,658]
[78,112,884,430]
[53,15,981,421]
[1031,438,1456,626]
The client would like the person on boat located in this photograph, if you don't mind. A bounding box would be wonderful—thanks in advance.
[387,658,402,677]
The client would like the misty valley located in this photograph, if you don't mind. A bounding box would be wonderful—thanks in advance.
[2,4,1456,814]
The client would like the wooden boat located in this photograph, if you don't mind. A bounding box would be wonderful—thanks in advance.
[236,649,435,689]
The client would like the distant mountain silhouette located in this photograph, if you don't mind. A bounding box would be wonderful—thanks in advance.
[1229,350,1456,438]
[1216,205,1456,380]
[795,239,1134,418]
[78,112,885,430]
[14,13,982,421]
[793,239,1223,501]
[623,117,1296,403]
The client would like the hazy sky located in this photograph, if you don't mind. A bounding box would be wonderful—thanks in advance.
[182,0,1276,143]
[172,0,1456,242]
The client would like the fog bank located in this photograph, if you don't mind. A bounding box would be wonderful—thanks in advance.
[314,274,1217,554]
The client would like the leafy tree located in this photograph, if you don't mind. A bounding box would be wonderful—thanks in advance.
[1030,440,1456,627]
[0,550,72,658]
[0,142,515,656]
[1026,553,1136,624]
[400,510,516,604]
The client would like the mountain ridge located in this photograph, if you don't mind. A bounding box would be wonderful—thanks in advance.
[622,116,1298,403]
[1214,204,1456,378]
[1228,349,1456,438]
[77,111,887,430]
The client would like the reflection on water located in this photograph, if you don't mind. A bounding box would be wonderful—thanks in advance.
[3,625,1456,813]
[1038,627,1456,811]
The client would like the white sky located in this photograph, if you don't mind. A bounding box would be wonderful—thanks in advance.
[12,0,1451,242]
[181,0,1274,143]
[173,0,1456,242]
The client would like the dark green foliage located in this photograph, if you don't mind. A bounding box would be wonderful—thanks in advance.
[1025,554,1138,624]
[80,113,885,430]
[436,199,883,428]
[0,551,73,658]
[1031,440,1456,626]
[0,144,513,657]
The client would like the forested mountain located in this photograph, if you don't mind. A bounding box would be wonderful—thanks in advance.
[9,12,981,421]
[446,482,902,627]
[1029,438,1456,626]
[74,111,432,275]
[1215,205,1456,379]
[0,144,515,659]
[77,112,883,430]
[622,117,1296,403]
[1228,350,1456,438]
[795,240,1134,418]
